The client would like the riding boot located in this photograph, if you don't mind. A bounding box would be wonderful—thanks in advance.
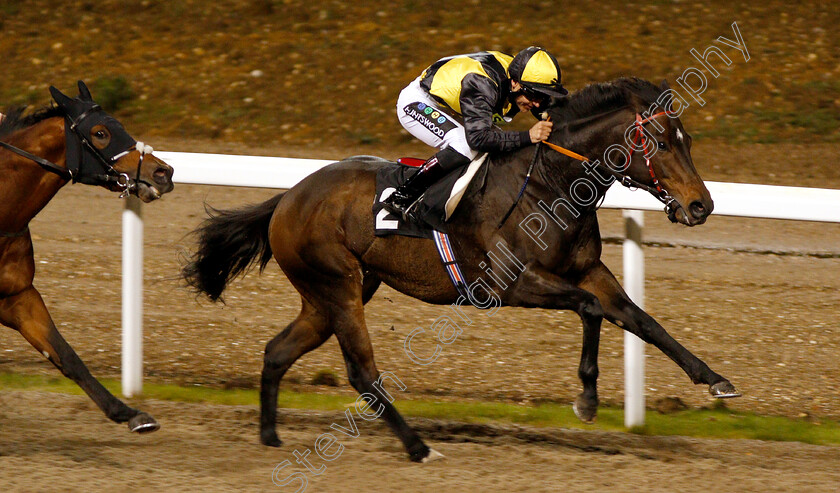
[384,155,447,211]
[384,147,470,215]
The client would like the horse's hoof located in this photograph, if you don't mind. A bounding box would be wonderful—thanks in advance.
[128,412,160,433]
[261,431,283,447]
[573,396,597,424]
[421,448,445,464]
[710,381,741,398]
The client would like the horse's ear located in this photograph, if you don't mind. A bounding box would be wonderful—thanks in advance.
[77,80,93,101]
[49,86,74,108]
[660,79,671,91]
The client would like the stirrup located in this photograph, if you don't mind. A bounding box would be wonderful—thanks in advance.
[382,194,421,223]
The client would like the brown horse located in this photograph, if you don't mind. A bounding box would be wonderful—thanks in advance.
[183,78,739,461]
[0,81,174,433]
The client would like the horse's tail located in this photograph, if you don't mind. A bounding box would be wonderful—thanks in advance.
[182,192,285,302]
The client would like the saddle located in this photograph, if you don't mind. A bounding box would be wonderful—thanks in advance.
[371,154,488,238]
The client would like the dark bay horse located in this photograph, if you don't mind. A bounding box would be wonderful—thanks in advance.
[0,81,174,433]
[183,78,739,461]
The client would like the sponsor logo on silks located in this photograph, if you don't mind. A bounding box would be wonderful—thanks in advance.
[492,113,507,125]
[404,102,457,138]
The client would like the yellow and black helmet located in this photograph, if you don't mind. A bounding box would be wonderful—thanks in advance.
[508,46,568,99]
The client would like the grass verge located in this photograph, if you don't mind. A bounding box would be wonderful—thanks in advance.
[1,372,837,446]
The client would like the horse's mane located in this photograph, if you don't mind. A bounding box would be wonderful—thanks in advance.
[550,77,663,122]
[0,105,64,140]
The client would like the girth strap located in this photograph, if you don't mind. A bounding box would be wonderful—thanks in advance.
[0,226,29,238]
[432,230,470,299]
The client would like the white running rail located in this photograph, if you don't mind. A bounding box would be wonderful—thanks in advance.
[120,151,840,428]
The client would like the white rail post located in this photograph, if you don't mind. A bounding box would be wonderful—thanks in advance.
[121,196,143,397]
[623,209,645,427]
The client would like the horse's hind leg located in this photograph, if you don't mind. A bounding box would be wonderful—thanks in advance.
[579,262,739,398]
[295,260,433,461]
[263,271,434,460]
[260,299,333,446]
[329,301,437,462]
[0,287,158,432]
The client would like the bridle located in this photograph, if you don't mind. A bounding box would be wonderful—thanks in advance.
[498,109,681,228]
[541,110,681,219]
[625,111,680,215]
[64,103,154,197]
[0,104,152,198]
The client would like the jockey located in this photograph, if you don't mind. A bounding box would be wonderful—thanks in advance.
[385,46,568,214]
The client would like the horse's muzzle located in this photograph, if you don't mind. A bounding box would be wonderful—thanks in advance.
[135,158,174,202]
[671,198,713,226]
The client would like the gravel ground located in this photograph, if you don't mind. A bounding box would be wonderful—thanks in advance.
[2,391,839,492]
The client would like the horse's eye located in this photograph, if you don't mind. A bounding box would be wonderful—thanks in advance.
[657,141,668,150]
[95,130,107,139]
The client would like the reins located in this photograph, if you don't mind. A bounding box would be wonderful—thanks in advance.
[540,140,590,162]
[0,140,73,180]
[497,137,543,228]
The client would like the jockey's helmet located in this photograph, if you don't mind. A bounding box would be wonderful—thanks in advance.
[508,46,568,101]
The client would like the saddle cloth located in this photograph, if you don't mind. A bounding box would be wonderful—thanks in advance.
[372,154,488,238]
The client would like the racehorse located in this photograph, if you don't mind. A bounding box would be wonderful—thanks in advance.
[182,78,740,462]
[0,81,174,433]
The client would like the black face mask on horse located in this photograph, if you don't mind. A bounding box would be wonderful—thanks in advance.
[49,81,142,188]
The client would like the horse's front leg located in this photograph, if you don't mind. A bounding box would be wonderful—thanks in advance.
[506,266,603,422]
[578,261,740,398]
[0,286,159,433]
